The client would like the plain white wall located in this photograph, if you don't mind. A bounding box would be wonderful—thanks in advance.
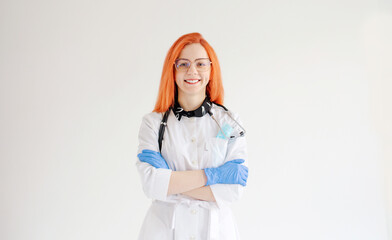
[1,0,391,239]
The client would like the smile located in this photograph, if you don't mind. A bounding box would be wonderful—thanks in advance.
[184,79,200,84]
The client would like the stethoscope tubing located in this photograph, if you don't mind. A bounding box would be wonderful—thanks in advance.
[158,105,246,153]
[208,110,246,139]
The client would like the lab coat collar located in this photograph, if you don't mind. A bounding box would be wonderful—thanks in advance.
[172,96,212,121]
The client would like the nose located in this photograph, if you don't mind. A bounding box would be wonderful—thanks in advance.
[187,62,198,75]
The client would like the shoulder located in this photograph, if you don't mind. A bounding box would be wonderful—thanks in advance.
[142,111,163,122]
[211,103,241,121]
[140,111,164,132]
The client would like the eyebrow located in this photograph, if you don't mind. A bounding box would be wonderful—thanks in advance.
[176,58,210,61]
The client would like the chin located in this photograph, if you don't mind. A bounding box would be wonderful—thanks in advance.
[180,87,206,96]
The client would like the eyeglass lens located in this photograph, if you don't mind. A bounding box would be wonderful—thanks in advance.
[175,59,211,72]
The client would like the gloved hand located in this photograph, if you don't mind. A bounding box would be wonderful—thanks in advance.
[204,159,248,186]
[137,149,170,169]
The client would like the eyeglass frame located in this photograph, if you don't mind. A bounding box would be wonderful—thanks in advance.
[173,58,212,72]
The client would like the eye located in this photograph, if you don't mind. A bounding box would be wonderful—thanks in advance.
[176,60,190,68]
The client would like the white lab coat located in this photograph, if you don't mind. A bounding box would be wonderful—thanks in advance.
[136,103,248,240]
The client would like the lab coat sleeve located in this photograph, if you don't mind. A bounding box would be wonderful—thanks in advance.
[135,113,172,201]
[209,112,248,209]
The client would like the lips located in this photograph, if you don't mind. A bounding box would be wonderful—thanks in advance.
[184,79,200,84]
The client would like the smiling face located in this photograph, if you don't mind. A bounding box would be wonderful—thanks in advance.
[175,43,211,99]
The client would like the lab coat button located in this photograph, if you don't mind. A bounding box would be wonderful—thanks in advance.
[189,236,196,240]
[191,209,197,215]
[191,137,196,143]
[192,160,197,165]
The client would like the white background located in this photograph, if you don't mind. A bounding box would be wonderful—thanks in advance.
[1,0,391,239]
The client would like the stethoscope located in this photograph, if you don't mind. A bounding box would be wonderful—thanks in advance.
[158,103,246,153]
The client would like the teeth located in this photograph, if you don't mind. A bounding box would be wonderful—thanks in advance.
[185,80,199,83]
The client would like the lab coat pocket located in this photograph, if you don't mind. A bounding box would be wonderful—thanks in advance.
[204,137,228,168]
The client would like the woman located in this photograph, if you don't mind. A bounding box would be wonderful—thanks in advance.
[136,32,249,240]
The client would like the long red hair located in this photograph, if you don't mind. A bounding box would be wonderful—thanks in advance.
[153,33,224,113]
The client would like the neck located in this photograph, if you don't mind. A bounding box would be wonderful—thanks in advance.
[177,92,206,111]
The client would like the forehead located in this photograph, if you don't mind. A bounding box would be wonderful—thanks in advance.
[178,43,209,60]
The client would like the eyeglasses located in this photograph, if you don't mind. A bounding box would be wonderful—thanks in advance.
[174,58,212,72]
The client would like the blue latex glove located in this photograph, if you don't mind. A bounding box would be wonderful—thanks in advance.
[137,149,169,169]
[204,159,248,186]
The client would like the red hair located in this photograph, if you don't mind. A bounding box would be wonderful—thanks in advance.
[153,32,224,113]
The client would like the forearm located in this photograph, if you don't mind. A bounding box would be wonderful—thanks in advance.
[182,186,216,202]
[167,170,207,195]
